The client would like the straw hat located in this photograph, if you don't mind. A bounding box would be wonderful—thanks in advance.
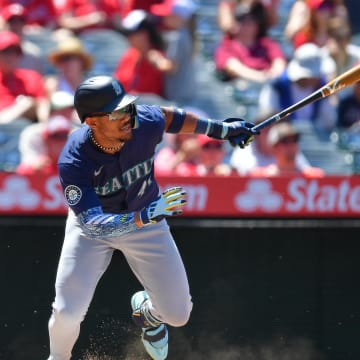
[48,37,93,71]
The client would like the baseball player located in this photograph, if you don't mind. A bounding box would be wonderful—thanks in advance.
[47,75,258,360]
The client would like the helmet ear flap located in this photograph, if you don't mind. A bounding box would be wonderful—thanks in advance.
[130,103,139,129]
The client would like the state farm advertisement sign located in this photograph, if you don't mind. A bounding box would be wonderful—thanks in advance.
[0,173,360,217]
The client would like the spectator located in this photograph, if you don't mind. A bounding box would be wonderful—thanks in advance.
[155,133,200,176]
[0,4,44,73]
[249,122,325,177]
[16,91,74,175]
[285,0,348,50]
[0,30,49,123]
[322,17,360,78]
[336,80,360,136]
[257,43,336,134]
[126,0,162,13]
[230,115,311,175]
[196,135,234,176]
[55,0,128,35]
[214,2,286,84]
[16,114,71,175]
[50,89,80,124]
[0,0,58,31]
[45,36,93,98]
[114,9,167,97]
[149,0,198,105]
[155,133,234,176]
[217,0,279,36]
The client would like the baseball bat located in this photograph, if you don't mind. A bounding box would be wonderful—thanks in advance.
[253,63,360,132]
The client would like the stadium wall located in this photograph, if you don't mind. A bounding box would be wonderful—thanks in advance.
[1,217,359,360]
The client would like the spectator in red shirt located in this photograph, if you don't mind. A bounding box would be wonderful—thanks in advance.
[55,0,128,34]
[155,133,234,176]
[155,133,200,176]
[0,4,44,73]
[0,0,57,30]
[214,2,286,84]
[196,135,234,176]
[114,10,167,97]
[0,30,49,123]
[125,0,163,13]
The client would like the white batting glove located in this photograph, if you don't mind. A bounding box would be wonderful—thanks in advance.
[138,187,187,226]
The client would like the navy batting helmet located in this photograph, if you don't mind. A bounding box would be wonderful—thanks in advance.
[74,75,138,123]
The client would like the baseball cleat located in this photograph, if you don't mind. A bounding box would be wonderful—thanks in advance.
[131,291,168,360]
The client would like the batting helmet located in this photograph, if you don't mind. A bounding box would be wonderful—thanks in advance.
[74,75,138,122]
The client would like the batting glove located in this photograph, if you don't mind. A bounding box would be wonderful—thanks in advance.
[138,187,187,226]
[207,118,259,149]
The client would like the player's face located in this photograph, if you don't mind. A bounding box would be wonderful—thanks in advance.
[91,112,133,142]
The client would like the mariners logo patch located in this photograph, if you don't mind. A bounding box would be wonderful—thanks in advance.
[112,79,123,95]
[64,185,82,205]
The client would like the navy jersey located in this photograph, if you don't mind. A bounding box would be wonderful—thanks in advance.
[58,105,165,215]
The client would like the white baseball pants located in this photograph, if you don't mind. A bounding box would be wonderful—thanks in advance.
[47,212,192,360]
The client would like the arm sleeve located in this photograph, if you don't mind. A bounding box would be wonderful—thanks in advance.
[78,206,140,239]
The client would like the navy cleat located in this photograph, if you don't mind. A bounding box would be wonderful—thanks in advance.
[131,291,168,360]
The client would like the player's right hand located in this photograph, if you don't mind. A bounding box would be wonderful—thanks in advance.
[138,187,187,226]
[223,118,259,149]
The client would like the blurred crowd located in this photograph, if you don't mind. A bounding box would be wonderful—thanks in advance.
[0,0,360,177]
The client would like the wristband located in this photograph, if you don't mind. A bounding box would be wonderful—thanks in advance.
[167,107,186,133]
[194,118,212,135]
[195,118,228,139]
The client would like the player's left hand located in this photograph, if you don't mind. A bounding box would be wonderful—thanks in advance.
[139,187,187,225]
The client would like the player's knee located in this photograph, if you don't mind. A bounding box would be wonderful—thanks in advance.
[162,299,192,327]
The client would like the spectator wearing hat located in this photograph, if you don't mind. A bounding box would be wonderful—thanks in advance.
[16,91,75,175]
[0,0,57,30]
[16,114,72,175]
[114,9,168,97]
[214,2,286,84]
[55,0,128,35]
[257,42,336,134]
[196,135,234,176]
[149,0,198,106]
[155,133,234,176]
[0,3,44,74]
[230,113,311,175]
[155,132,200,176]
[45,36,93,98]
[0,30,49,123]
[249,122,325,177]
[50,89,80,124]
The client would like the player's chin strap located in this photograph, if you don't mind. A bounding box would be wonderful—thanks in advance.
[132,297,163,329]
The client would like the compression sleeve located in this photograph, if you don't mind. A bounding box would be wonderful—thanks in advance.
[78,206,144,239]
